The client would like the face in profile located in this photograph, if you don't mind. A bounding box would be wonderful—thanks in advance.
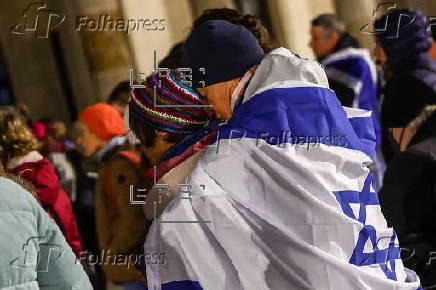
[373,37,388,69]
[73,120,103,157]
[309,25,339,58]
[49,121,66,140]
[197,80,239,122]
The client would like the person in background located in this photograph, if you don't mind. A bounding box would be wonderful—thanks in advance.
[131,72,211,221]
[374,9,436,162]
[73,103,126,289]
[96,71,208,290]
[16,104,49,144]
[0,169,93,289]
[107,81,131,117]
[38,119,77,199]
[374,9,436,287]
[46,119,74,152]
[310,14,360,105]
[310,13,383,185]
[0,109,82,257]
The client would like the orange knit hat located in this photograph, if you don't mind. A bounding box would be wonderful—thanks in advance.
[79,103,125,140]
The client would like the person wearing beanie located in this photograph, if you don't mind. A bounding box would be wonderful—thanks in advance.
[75,102,126,157]
[72,102,127,289]
[185,19,264,91]
[144,20,420,289]
[75,103,141,289]
[374,9,436,287]
[374,9,436,145]
[95,71,209,290]
[130,70,214,225]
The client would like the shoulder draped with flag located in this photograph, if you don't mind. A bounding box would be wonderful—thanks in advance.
[145,48,421,290]
[321,47,381,144]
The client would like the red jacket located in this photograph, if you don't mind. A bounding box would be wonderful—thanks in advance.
[8,158,82,256]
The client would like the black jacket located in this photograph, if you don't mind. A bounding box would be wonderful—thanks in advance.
[381,75,436,162]
[379,106,436,287]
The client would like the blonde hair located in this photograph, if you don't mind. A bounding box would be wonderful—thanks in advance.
[0,163,38,198]
[0,109,38,166]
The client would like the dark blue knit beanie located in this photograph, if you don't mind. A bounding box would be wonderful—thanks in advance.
[185,20,265,88]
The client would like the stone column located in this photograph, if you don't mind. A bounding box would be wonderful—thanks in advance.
[333,0,378,51]
[73,0,133,101]
[0,0,76,124]
[190,0,237,19]
[267,0,335,59]
[120,0,194,75]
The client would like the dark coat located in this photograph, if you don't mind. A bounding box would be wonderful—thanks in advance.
[380,75,436,162]
[95,149,147,283]
[379,106,436,287]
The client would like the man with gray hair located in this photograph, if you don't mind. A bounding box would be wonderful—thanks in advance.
[310,14,368,107]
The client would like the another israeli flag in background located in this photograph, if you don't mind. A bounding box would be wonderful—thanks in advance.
[145,48,421,290]
[322,48,381,144]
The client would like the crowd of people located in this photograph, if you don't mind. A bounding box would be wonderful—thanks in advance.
[1,7,436,290]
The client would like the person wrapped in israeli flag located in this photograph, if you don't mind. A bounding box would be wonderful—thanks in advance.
[145,20,421,290]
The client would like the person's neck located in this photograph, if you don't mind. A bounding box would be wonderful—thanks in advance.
[142,140,175,166]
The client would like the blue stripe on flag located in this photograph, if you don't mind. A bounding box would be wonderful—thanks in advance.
[348,115,377,149]
[326,57,369,80]
[326,57,381,144]
[159,280,203,290]
[218,86,376,157]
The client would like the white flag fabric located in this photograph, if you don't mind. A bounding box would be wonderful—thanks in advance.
[145,48,421,290]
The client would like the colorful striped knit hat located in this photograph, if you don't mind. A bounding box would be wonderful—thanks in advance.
[129,71,208,134]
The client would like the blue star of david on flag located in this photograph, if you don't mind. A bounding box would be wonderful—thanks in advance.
[332,173,378,224]
[332,173,400,281]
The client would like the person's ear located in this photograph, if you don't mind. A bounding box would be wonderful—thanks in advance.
[331,31,341,43]
[155,130,169,141]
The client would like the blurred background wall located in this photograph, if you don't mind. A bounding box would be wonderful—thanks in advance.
[1,0,435,128]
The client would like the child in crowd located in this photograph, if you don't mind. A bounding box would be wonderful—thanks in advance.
[0,108,82,257]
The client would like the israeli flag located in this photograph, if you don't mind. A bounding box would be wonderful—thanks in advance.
[321,48,381,144]
[145,48,421,290]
